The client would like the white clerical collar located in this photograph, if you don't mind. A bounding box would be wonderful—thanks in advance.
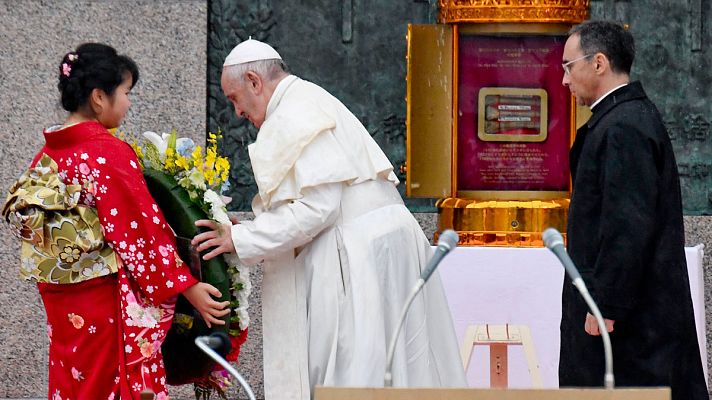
[590,83,628,110]
[265,75,299,120]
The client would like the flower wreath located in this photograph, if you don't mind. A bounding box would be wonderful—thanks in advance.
[115,129,250,397]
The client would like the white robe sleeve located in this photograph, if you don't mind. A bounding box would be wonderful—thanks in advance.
[230,182,342,265]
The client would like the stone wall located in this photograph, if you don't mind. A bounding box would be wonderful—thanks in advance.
[0,1,207,399]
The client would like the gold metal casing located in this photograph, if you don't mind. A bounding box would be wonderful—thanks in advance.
[436,198,570,246]
[406,24,454,198]
[406,2,591,247]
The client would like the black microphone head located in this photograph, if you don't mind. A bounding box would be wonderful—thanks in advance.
[208,331,232,356]
[438,229,459,251]
[542,227,564,249]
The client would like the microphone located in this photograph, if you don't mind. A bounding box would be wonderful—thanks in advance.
[195,334,256,400]
[384,230,459,387]
[197,331,231,355]
[421,229,459,282]
[542,228,614,389]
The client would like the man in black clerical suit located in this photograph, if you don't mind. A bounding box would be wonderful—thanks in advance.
[559,20,707,399]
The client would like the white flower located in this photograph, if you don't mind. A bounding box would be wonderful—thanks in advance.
[97,157,106,164]
[204,189,230,224]
[126,303,144,321]
[143,131,195,158]
[187,168,207,190]
[140,313,158,329]
[81,262,111,278]
[21,258,36,274]
[143,131,170,156]
[237,307,250,330]
[110,208,118,216]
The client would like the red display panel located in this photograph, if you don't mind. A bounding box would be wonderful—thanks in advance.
[457,34,570,192]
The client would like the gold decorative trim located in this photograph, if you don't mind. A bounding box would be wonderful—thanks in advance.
[438,0,590,24]
[434,230,566,247]
[436,197,569,247]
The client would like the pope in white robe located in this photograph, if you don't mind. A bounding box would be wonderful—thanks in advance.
[193,39,467,400]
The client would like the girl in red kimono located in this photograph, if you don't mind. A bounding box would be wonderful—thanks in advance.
[3,43,229,400]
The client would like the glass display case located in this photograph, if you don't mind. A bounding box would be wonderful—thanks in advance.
[406,1,591,246]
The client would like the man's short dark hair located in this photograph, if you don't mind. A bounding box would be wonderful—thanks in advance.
[569,20,635,75]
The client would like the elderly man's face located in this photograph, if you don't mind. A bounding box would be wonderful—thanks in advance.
[562,34,598,107]
[221,70,267,128]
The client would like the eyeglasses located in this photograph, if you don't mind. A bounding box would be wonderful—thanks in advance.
[562,54,592,75]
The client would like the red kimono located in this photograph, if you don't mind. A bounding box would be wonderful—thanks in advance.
[32,121,198,400]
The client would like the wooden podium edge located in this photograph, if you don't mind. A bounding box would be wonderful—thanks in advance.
[314,386,670,400]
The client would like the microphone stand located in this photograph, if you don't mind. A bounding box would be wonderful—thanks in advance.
[195,336,257,400]
[383,278,425,387]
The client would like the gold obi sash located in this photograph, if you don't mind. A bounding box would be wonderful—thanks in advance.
[2,154,119,284]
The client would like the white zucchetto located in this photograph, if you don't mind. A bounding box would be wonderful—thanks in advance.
[223,39,282,66]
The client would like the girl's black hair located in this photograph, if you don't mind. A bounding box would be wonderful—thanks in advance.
[57,43,139,112]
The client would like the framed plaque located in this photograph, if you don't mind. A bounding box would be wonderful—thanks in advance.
[457,31,571,195]
[478,87,548,142]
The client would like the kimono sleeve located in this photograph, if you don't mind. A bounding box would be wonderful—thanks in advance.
[90,143,198,305]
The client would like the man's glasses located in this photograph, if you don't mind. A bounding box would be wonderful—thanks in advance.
[562,54,592,75]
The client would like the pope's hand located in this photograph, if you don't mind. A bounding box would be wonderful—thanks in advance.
[182,282,231,328]
[192,219,236,260]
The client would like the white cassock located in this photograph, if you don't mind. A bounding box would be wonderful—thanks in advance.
[231,75,467,399]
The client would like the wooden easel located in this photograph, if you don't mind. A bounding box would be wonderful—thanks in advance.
[460,324,543,388]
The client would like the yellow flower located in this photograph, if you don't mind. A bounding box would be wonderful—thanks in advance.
[192,146,204,172]
[205,148,217,170]
[175,155,190,171]
[215,157,230,184]
[205,169,216,186]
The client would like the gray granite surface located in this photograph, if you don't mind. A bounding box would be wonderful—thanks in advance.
[0,1,210,399]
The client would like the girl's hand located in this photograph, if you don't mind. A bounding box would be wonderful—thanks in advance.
[182,282,230,328]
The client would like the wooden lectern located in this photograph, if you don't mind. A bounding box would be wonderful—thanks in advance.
[315,387,670,400]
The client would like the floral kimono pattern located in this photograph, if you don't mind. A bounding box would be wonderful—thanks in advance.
[4,121,198,400]
[3,154,120,284]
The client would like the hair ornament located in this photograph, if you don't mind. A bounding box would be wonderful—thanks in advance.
[67,53,79,62]
[62,63,71,77]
